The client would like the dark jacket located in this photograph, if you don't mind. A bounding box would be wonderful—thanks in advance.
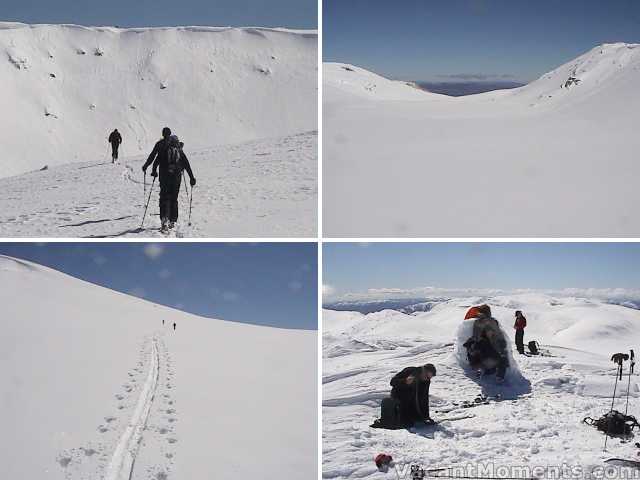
[390,367,431,422]
[143,139,195,181]
[108,130,122,145]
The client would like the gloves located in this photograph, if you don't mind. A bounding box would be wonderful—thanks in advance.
[190,177,196,187]
[151,170,158,178]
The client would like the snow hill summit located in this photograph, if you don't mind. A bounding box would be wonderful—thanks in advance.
[322,294,640,479]
[0,255,317,480]
[0,23,317,237]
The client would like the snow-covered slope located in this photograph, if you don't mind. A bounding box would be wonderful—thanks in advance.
[323,44,640,236]
[0,23,317,178]
[0,255,317,479]
[0,131,317,237]
[323,294,640,478]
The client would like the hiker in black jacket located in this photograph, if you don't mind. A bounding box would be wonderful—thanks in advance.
[142,128,196,231]
[108,129,122,163]
[390,363,436,426]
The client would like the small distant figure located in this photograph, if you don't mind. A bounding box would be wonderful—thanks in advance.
[173,322,176,331]
[514,310,527,354]
[142,127,196,233]
[162,319,165,326]
[108,128,122,163]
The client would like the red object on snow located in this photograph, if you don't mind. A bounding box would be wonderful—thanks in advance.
[464,304,491,320]
[375,453,393,469]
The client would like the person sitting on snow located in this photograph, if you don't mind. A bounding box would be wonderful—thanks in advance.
[390,363,437,426]
[371,363,437,429]
[463,305,509,382]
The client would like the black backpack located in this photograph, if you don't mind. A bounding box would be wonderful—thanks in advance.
[584,410,640,436]
[528,341,540,355]
[371,397,404,430]
[166,143,182,175]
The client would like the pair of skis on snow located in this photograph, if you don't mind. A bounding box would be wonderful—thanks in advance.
[435,393,501,415]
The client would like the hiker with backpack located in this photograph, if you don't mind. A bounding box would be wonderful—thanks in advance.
[108,128,122,163]
[514,310,527,354]
[463,305,509,382]
[371,364,436,429]
[142,127,196,232]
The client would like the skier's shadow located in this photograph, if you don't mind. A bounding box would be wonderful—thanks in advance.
[85,227,150,238]
[410,422,455,440]
[59,215,135,228]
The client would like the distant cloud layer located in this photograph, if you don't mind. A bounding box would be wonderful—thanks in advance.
[327,286,640,303]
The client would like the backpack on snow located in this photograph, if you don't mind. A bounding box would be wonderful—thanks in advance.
[370,397,404,430]
[583,410,640,436]
[528,341,540,355]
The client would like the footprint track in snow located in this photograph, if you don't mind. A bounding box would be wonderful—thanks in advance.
[104,337,160,480]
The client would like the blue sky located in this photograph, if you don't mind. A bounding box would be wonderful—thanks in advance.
[323,243,640,300]
[0,243,317,329]
[324,0,640,82]
[3,0,317,29]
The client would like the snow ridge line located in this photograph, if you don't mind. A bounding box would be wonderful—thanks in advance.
[104,338,160,480]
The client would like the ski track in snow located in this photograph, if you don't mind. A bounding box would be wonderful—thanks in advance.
[104,338,159,480]
[0,132,317,238]
[56,334,177,480]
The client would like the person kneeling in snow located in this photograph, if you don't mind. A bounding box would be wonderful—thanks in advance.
[371,364,436,429]
[463,305,509,382]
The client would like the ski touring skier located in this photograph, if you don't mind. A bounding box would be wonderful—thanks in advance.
[462,305,510,382]
[108,128,122,163]
[514,310,527,354]
[371,363,436,429]
[173,322,176,331]
[142,127,196,233]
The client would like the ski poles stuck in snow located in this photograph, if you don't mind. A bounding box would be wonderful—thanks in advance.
[604,351,632,451]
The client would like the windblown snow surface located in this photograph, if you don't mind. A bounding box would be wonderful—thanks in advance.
[0,256,317,479]
[324,44,640,237]
[0,23,317,237]
[323,293,640,479]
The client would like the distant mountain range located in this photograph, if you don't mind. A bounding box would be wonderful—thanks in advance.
[416,80,525,96]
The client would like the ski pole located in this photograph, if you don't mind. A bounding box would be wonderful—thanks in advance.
[188,183,194,226]
[605,363,621,451]
[624,349,635,416]
[144,171,147,205]
[182,170,190,204]
[605,352,629,451]
[140,176,155,229]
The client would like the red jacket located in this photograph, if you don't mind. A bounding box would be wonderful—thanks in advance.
[514,316,527,330]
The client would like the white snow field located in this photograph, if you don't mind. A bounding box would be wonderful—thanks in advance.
[0,22,317,237]
[0,132,316,237]
[324,44,640,237]
[0,256,317,479]
[323,294,640,479]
